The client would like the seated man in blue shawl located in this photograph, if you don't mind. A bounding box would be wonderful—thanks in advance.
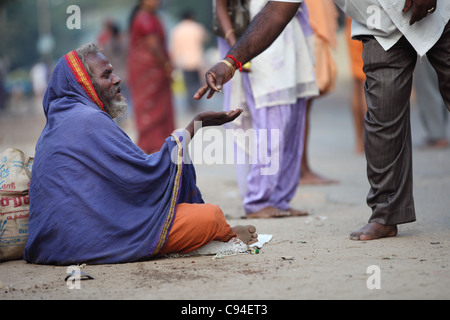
[24,43,257,265]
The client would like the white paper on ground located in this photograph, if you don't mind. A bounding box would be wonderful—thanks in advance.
[188,234,273,257]
[249,234,273,249]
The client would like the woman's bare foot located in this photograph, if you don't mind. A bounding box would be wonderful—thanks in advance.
[350,222,398,240]
[232,225,258,245]
[245,206,308,219]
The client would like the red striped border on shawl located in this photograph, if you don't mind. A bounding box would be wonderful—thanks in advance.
[64,50,105,112]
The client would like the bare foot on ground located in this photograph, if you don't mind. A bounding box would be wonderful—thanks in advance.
[286,208,308,217]
[245,206,308,219]
[350,222,398,240]
[232,225,258,245]
[299,170,338,185]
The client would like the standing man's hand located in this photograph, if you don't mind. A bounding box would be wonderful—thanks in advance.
[193,1,300,101]
[194,61,235,100]
[403,0,437,25]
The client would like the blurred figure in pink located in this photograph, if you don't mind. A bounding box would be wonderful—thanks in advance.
[170,11,209,113]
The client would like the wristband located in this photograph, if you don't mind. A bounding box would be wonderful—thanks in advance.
[220,59,235,78]
[226,54,243,72]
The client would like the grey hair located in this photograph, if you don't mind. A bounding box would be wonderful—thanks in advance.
[75,42,101,79]
[74,42,127,119]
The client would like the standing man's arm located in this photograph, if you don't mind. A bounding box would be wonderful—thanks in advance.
[194,1,301,99]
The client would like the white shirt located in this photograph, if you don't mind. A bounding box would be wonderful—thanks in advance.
[334,0,450,56]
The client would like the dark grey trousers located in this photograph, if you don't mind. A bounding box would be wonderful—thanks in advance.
[360,22,450,225]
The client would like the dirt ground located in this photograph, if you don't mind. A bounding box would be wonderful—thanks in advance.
[1,209,449,301]
[0,34,449,301]
[1,98,449,302]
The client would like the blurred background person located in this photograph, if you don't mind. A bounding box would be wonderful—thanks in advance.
[170,10,209,114]
[300,0,339,185]
[414,56,448,149]
[215,0,318,218]
[127,0,175,154]
[97,19,115,47]
[29,61,50,114]
[0,59,7,114]
[346,17,367,155]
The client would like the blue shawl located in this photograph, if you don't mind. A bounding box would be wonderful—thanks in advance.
[23,51,203,265]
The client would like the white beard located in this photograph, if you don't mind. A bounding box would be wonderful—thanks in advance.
[106,95,128,119]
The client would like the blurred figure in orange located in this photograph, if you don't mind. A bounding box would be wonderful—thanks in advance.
[301,0,338,185]
[346,17,367,154]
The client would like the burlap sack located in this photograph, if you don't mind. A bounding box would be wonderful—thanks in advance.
[0,148,33,262]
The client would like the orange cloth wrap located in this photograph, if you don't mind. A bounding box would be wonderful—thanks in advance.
[346,18,366,81]
[159,203,236,255]
[304,0,338,95]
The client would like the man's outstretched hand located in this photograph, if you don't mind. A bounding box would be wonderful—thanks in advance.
[185,109,243,138]
[403,0,437,25]
[196,109,243,127]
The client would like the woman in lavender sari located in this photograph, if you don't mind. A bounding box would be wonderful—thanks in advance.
[215,0,318,218]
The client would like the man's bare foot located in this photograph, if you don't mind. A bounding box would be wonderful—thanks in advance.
[350,222,398,241]
[232,225,258,245]
[299,170,338,185]
[245,206,308,218]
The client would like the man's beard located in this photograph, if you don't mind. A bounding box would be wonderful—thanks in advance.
[93,82,128,119]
